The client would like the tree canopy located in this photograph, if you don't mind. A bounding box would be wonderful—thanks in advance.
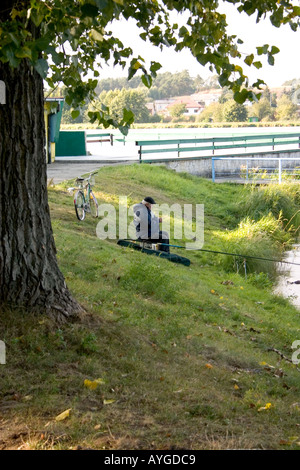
[95,70,203,100]
[90,88,150,123]
[1,0,299,132]
[1,0,300,319]
[222,99,248,122]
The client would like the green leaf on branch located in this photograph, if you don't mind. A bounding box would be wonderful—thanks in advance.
[118,125,129,136]
[71,110,80,119]
[15,47,32,60]
[34,58,48,79]
[270,46,280,55]
[141,74,152,88]
[140,32,147,41]
[218,73,229,87]
[257,44,269,56]
[90,29,104,42]
[150,61,162,76]
[81,3,99,18]
[29,7,45,27]
[252,79,265,89]
[233,89,250,104]
[128,66,138,80]
[8,33,20,47]
[122,108,135,125]
[253,61,262,69]
[244,54,254,66]
[128,57,144,80]
[179,26,189,37]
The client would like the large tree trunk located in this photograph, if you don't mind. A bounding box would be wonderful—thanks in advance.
[0,58,84,322]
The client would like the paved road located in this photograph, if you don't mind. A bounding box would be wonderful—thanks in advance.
[46,159,136,184]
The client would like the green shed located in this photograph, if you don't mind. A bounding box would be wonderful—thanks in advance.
[56,130,87,157]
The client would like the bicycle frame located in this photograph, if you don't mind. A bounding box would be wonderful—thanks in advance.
[75,179,92,209]
[68,172,99,220]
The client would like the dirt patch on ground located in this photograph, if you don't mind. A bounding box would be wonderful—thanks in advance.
[0,419,33,450]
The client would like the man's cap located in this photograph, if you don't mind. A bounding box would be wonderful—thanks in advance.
[143,196,156,204]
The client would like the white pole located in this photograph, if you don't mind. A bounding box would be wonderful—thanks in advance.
[278,159,282,184]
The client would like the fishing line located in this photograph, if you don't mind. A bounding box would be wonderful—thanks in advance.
[122,239,300,267]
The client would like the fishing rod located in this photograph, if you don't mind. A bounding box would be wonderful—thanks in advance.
[123,239,300,267]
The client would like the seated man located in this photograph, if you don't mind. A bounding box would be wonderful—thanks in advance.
[133,196,170,253]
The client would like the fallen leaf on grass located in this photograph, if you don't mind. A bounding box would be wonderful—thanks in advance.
[257,402,273,412]
[279,436,300,446]
[84,378,105,390]
[23,395,33,401]
[279,440,290,446]
[205,363,213,369]
[210,289,218,295]
[55,408,72,422]
[103,399,115,405]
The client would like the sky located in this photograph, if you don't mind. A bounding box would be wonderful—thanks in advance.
[98,2,300,88]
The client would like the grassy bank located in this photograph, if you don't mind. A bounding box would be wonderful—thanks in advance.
[1,165,300,450]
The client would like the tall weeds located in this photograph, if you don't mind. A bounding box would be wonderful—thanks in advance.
[214,182,300,277]
[243,183,300,235]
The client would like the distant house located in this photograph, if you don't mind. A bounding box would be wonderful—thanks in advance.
[155,99,177,115]
[166,95,204,116]
[146,99,176,116]
[145,102,155,116]
[191,89,222,107]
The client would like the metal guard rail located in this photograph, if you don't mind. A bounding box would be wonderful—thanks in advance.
[135,132,300,162]
[211,156,300,184]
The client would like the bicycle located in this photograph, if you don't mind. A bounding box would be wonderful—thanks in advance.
[68,172,99,221]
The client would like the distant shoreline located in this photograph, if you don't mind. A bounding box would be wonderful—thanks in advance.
[61,121,300,131]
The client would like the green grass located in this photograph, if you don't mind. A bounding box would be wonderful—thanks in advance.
[0,164,300,450]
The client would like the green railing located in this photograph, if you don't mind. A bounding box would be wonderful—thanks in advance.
[86,132,113,145]
[135,133,300,163]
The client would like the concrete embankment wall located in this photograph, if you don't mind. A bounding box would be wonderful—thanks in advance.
[148,149,300,178]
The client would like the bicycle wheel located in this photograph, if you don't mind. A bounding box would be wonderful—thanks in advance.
[89,191,99,218]
[74,190,85,221]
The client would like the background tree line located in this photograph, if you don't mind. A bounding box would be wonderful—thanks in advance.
[59,70,219,124]
[58,71,300,125]
[94,70,211,99]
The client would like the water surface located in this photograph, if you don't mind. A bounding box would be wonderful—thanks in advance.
[274,244,300,310]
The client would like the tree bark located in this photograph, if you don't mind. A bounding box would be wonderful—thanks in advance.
[0,58,84,322]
